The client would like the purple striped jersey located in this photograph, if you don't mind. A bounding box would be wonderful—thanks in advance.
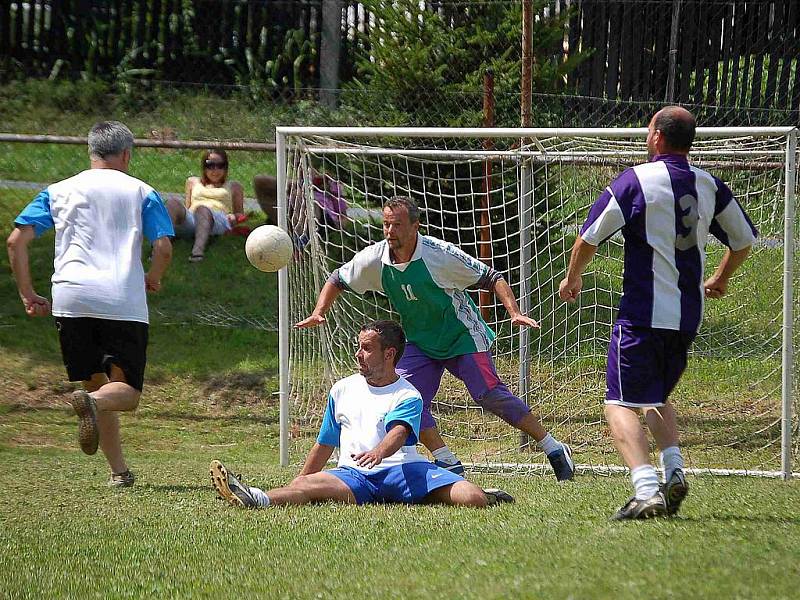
[580,154,758,333]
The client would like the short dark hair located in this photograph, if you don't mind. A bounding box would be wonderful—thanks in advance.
[361,320,406,365]
[384,196,420,224]
[653,107,696,152]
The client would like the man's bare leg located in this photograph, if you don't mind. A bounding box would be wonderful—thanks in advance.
[424,480,488,507]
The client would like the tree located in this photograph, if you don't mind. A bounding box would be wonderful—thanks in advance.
[345,0,588,127]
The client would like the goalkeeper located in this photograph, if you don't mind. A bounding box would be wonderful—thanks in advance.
[559,106,757,520]
[296,196,574,481]
[211,320,512,508]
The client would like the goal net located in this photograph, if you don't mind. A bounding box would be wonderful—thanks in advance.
[277,126,799,478]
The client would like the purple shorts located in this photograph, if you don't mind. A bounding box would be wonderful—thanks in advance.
[396,343,530,430]
[606,323,696,407]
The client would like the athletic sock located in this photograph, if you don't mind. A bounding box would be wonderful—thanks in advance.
[431,446,459,465]
[631,465,661,500]
[538,433,562,456]
[249,486,271,508]
[660,446,684,482]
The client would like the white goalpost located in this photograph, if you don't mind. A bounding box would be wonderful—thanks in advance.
[276,126,799,479]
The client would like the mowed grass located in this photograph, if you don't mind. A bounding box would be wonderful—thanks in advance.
[2,151,800,598]
[1,432,800,599]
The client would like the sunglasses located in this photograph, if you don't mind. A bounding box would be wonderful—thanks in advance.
[204,160,228,169]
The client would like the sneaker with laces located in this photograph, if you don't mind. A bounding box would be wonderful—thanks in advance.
[610,492,667,521]
[209,460,257,508]
[483,488,515,505]
[434,459,465,476]
[109,470,135,488]
[70,390,99,455]
[662,469,689,516]
[547,444,575,481]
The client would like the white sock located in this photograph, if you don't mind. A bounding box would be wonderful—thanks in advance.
[249,486,271,508]
[660,446,684,482]
[431,446,459,465]
[538,433,562,456]
[631,465,660,500]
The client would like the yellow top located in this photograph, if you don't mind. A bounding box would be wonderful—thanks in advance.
[189,181,232,214]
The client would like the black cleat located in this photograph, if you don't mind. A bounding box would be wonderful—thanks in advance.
[547,444,575,481]
[70,390,99,455]
[662,469,689,516]
[610,492,667,521]
[210,460,258,508]
[484,488,515,505]
[109,470,136,488]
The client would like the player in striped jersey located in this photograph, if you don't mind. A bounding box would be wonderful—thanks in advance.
[560,106,757,519]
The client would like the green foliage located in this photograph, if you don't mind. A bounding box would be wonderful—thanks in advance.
[347,1,589,127]
[0,79,112,117]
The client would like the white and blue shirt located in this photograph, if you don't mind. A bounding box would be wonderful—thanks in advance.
[14,169,174,324]
[317,373,427,472]
[580,154,757,333]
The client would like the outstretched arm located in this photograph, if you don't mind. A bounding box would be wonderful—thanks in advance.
[493,277,539,328]
[228,181,246,225]
[559,237,598,303]
[295,280,343,328]
[352,423,412,469]
[298,442,336,476]
[146,237,173,292]
[704,246,751,299]
[7,226,50,317]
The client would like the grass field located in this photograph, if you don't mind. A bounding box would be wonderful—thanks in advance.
[2,109,800,598]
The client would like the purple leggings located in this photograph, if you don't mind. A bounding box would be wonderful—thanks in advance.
[396,343,531,430]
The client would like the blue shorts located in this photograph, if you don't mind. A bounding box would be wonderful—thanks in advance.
[606,323,696,407]
[327,462,463,505]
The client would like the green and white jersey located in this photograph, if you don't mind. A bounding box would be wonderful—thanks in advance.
[337,234,496,359]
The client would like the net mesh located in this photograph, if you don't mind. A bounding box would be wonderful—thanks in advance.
[283,129,798,476]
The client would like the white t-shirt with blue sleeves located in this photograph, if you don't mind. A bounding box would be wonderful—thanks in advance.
[317,373,427,472]
[14,168,174,324]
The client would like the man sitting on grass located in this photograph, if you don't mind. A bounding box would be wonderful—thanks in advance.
[211,319,512,508]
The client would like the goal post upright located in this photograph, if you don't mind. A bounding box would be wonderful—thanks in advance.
[277,129,290,467]
[781,127,797,479]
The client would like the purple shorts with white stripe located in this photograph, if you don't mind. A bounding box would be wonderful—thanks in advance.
[605,323,696,407]
[396,343,531,429]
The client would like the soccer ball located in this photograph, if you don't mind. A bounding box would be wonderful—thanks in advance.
[245,225,293,272]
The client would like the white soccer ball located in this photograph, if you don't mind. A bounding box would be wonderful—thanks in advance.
[245,225,293,272]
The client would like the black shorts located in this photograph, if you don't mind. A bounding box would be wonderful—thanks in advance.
[54,317,149,391]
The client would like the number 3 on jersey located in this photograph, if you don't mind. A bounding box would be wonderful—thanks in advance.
[676,193,699,251]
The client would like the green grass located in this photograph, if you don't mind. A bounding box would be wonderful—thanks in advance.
[1,430,799,599]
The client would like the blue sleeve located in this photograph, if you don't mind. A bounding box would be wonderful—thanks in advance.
[141,190,174,242]
[14,190,54,237]
[316,395,341,447]
[384,396,422,446]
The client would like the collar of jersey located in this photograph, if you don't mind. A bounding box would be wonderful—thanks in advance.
[651,153,689,164]
[381,232,424,267]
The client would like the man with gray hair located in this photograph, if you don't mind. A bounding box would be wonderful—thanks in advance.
[7,121,174,487]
